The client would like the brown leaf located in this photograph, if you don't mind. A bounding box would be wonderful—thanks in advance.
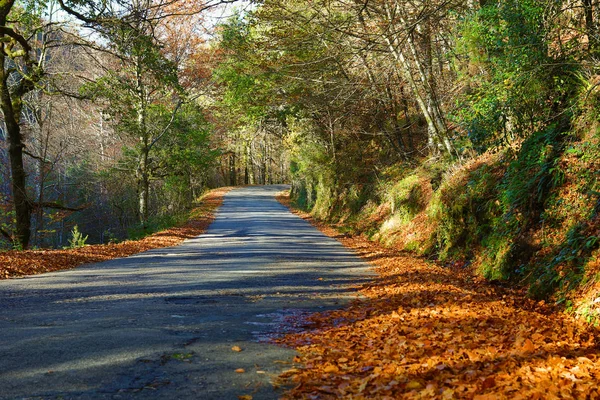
[481,376,496,390]
[279,368,300,378]
[522,339,535,353]
[275,196,600,399]
[231,346,243,352]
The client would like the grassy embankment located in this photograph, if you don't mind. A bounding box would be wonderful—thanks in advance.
[290,115,600,323]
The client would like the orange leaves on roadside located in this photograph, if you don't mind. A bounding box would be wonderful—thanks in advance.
[276,192,600,399]
[0,188,231,280]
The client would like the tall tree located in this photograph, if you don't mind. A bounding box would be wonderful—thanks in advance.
[0,1,68,248]
[84,16,180,227]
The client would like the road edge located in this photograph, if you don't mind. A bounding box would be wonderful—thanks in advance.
[0,187,233,279]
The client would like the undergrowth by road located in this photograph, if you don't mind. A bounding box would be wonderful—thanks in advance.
[0,187,231,279]
[276,191,600,399]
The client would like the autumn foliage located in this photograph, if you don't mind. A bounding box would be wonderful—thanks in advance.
[0,188,230,280]
[277,193,600,399]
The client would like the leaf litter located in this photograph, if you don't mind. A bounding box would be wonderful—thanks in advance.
[276,192,600,399]
[0,188,231,279]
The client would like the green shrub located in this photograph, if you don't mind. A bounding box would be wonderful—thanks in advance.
[127,213,187,240]
[68,225,88,249]
[479,124,568,280]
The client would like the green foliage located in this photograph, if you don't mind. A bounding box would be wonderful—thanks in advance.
[423,122,569,280]
[213,15,278,125]
[103,229,119,244]
[428,157,504,266]
[478,125,567,279]
[575,293,600,326]
[0,203,16,249]
[195,0,600,316]
[12,0,46,29]
[68,225,88,249]
[530,221,598,299]
[127,212,187,241]
[454,0,577,152]
[386,174,425,223]
[503,125,567,213]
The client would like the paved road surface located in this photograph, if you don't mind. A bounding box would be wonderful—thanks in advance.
[0,186,372,399]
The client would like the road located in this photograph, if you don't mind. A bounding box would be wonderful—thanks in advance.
[0,185,372,399]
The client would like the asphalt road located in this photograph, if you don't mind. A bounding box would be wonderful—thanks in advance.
[0,185,372,399]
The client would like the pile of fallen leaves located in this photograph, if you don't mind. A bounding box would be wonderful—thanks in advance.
[276,192,600,399]
[0,187,231,280]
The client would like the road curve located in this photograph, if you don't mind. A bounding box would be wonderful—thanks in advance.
[0,185,372,399]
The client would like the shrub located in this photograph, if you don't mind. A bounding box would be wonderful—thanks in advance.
[68,225,88,249]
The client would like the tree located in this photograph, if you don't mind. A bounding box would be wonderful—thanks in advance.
[0,0,239,248]
[84,37,180,227]
[0,1,79,248]
[80,0,235,228]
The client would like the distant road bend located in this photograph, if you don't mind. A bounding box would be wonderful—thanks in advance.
[0,185,372,399]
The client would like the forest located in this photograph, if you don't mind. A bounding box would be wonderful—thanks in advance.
[214,0,600,316]
[1,0,600,317]
[0,0,288,252]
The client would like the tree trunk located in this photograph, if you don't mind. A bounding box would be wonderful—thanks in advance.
[229,152,237,186]
[0,63,31,248]
[4,108,31,248]
[382,13,454,157]
[359,50,407,158]
[135,54,150,228]
[244,143,250,185]
[583,0,597,52]
[0,2,32,248]
[402,16,454,157]
[34,124,47,248]
[137,149,149,227]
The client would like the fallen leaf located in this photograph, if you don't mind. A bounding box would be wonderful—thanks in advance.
[522,339,535,353]
[406,381,422,390]
[0,189,231,280]
[231,346,243,352]
[235,368,245,373]
[482,376,496,389]
[279,368,300,378]
[322,364,339,373]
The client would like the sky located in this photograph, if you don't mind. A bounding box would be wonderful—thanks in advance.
[40,0,254,45]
